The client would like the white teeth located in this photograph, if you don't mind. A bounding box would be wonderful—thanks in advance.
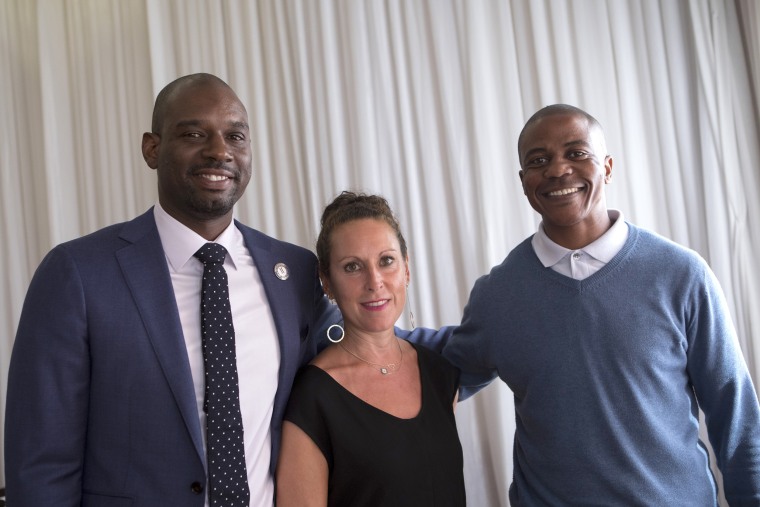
[201,174,228,181]
[548,187,580,196]
[365,300,387,307]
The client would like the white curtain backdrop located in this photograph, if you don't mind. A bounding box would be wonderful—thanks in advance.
[1,1,758,505]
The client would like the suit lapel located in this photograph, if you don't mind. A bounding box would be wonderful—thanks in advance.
[237,225,302,411]
[116,210,206,466]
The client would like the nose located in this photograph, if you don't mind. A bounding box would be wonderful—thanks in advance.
[365,266,384,291]
[203,133,233,161]
[544,157,572,178]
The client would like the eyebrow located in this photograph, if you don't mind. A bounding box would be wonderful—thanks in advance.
[563,139,589,148]
[230,121,250,130]
[336,249,399,262]
[173,119,250,130]
[523,139,589,159]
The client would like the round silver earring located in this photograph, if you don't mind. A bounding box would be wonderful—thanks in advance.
[327,323,345,343]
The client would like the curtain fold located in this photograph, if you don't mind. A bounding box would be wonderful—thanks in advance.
[2,1,758,504]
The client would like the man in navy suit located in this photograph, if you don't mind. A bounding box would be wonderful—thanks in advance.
[5,73,446,506]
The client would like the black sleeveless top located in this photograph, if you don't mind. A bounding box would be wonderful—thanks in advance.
[284,343,466,506]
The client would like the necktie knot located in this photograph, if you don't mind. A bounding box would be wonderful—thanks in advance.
[194,243,227,265]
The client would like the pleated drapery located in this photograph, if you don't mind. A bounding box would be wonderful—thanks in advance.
[1,1,758,505]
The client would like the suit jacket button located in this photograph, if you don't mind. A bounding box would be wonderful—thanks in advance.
[191,481,204,494]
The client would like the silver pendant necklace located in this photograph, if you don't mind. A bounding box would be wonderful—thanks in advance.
[339,338,403,375]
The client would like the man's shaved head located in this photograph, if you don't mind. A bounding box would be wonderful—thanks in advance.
[151,73,235,134]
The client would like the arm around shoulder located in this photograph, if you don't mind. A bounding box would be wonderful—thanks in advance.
[441,276,500,400]
[396,324,454,354]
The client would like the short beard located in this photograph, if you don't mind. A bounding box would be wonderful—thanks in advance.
[186,189,238,218]
[185,162,242,218]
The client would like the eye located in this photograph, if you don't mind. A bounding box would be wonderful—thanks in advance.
[182,131,203,139]
[526,156,548,167]
[228,133,247,142]
[343,261,360,273]
[568,150,588,159]
[380,255,395,267]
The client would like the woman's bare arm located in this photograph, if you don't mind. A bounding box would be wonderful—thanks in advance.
[276,421,329,507]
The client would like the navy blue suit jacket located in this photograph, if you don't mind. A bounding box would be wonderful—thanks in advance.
[5,209,339,506]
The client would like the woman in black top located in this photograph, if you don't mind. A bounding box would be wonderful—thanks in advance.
[276,192,465,507]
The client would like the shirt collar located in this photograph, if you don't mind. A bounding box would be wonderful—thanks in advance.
[532,209,628,268]
[153,202,241,272]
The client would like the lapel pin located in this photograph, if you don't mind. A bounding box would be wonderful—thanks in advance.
[274,262,289,280]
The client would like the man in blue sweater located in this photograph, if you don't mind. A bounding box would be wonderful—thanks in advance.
[443,104,760,505]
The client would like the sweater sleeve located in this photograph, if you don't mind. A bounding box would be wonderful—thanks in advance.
[686,259,760,504]
[442,273,500,400]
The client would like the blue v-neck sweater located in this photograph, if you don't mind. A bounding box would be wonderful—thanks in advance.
[444,224,760,506]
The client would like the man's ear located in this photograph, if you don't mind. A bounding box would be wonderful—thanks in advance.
[604,155,613,183]
[142,132,160,169]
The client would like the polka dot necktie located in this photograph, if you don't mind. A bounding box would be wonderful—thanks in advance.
[194,243,250,507]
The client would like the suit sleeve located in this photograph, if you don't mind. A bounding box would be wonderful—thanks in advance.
[5,245,90,506]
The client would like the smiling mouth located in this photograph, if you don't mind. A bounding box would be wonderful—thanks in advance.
[200,174,231,182]
[546,187,581,197]
[363,300,389,308]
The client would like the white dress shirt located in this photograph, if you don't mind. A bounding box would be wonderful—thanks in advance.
[531,210,629,280]
[154,203,280,507]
